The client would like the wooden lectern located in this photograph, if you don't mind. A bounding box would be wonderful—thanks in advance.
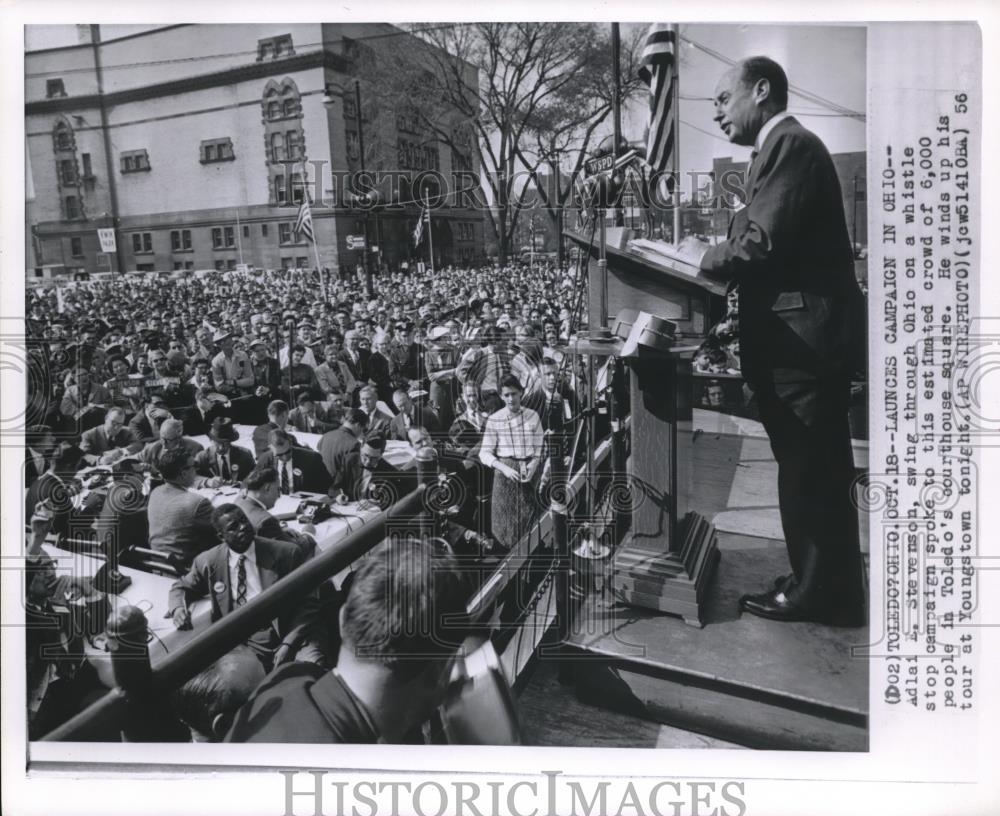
[570,228,724,627]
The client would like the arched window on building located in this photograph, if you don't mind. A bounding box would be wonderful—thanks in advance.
[262,78,307,206]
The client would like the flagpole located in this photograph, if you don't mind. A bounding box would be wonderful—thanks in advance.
[670,23,681,244]
[309,212,325,301]
[303,161,327,301]
[424,189,435,274]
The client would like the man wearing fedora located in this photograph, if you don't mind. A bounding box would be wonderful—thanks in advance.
[194,417,256,486]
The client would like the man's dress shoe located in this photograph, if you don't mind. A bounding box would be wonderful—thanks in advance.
[740,589,867,627]
[739,590,813,622]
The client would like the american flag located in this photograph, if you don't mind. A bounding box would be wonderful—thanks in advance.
[294,199,314,243]
[412,205,428,246]
[637,24,677,173]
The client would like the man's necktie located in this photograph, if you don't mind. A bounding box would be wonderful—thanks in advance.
[236,556,247,607]
[281,463,290,494]
[220,454,230,480]
[747,150,759,181]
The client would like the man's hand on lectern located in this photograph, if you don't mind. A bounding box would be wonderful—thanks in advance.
[674,236,711,268]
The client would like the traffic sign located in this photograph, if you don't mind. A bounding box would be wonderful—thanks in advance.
[346,235,366,250]
[584,154,615,177]
[97,228,116,253]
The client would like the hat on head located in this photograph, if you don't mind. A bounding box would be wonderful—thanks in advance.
[249,338,268,350]
[427,325,449,341]
[212,329,232,343]
[208,417,239,441]
[361,435,386,455]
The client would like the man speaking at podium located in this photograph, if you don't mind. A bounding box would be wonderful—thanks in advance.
[677,57,866,627]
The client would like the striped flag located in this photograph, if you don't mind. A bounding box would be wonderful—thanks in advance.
[637,24,677,173]
[412,205,428,246]
[293,199,315,243]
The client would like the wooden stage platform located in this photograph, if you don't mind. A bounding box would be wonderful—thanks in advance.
[521,419,870,751]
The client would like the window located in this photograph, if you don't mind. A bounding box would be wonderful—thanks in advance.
[278,223,293,244]
[227,259,237,271]
[170,229,192,251]
[257,34,294,61]
[211,226,235,249]
[243,225,250,238]
[267,100,281,120]
[173,261,184,271]
[282,98,299,117]
[274,175,287,205]
[136,263,155,272]
[65,196,81,220]
[81,153,93,179]
[296,256,308,269]
[286,131,302,160]
[280,256,292,270]
[46,78,67,98]
[59,159,77,186]
[131,232,152,254]
[54,123,74,151]
[270,132,286,163]
[290,172,305,204]
[214,260,226,271]
[200,138,235,163]
[185,260,194,270]
[70,237,83,257]
[261,223,269,237]
[120,149,151,173]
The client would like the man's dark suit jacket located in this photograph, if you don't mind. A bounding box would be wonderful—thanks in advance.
[177,403,229,438]
[128,412,169,445]
[288,407,337,435]
[254,447,332,495]
[250,356,281,396]
[338,348,370,383]
[699,116,865,424]
[194,443,256,482]
[331,452,416,509]
[232,495,317,560]
[251,422,300,457]
[367,352,394,404]
[167,535,325,665]
[388,406,442,442]
[404,342,428,385]
[318,426,360,478]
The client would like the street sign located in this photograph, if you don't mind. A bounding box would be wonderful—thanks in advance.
[97,228,116,253]
[584,154,615,177]
[346,234,366,250]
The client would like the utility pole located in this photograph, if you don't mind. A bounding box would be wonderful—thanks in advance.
[90,25,126,275]
[355,79,374,297]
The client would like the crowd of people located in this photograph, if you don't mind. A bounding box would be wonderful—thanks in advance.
[23,261,591,741]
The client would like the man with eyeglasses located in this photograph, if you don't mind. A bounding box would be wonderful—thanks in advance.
[139,417,205,473]
[253,428,331,496]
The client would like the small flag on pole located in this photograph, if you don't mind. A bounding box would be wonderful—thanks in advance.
[412,205,429,246]
[637,24,677,173]
[294,199,315,243]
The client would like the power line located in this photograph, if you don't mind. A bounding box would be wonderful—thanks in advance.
[25,23,461,79]
[679,34,866,122]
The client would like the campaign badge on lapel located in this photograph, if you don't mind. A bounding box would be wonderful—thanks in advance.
[213,581,226,596]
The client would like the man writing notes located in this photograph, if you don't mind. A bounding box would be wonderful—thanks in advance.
[676,57,866,627]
